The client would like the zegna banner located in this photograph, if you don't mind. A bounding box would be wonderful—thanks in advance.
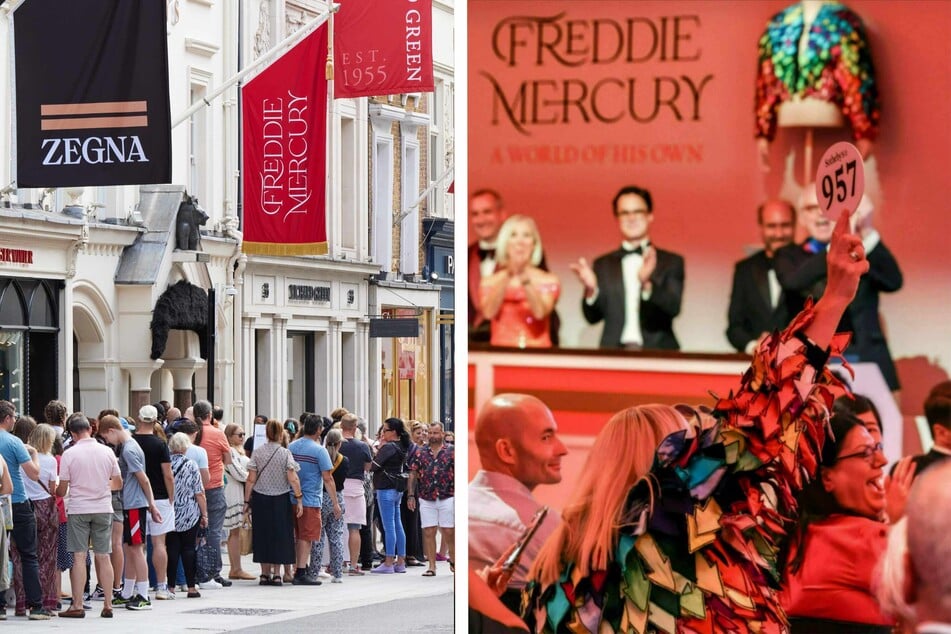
[13,0,172,188]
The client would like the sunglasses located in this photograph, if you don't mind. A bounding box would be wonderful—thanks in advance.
[234,432,246,438]
[836,442,884,464]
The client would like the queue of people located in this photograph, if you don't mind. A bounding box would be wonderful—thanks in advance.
[469,212,950,633]
[0,398,455,621]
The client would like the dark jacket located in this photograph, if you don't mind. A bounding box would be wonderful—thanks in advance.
[581,246,684,350]
[726,250,790,352]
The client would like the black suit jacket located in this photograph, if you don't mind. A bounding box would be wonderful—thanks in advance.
[773,238,903,389]
[581,247,683,350]
[911,448,951,477]
[726,250,790,352]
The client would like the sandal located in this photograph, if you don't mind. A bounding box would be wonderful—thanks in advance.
[259,575,270,586]
[270,575,283,586]
[422,569,436,577]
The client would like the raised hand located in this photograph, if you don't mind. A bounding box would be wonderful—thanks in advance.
[638,246,657,284]
[570,258,597,297]
[825,207,870,306]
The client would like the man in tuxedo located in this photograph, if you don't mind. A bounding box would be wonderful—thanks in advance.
[774,187,903,390]
[571,185,684,350]
[468,189,559,344]
[912,380,951,476]
[468,189,505,343]
[726,199,796,353]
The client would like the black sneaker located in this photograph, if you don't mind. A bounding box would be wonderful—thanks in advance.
[213,576,233,588]
[291,575,322,586]
[29,608,53,620]
[111,594,130,607]
[88,585,107,601]
[125,594,152,611]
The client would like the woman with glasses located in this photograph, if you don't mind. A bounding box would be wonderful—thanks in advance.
[370,418,411,574]
[223,423,254,581]
[780,413,914,633]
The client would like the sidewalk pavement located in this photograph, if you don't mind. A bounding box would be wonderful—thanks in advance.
[14,552,454,632]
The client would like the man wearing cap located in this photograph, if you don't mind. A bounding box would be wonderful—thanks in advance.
[98,415,161,610]
[57,412,122,619]
[132,405,175,603]
[194,399,233,589]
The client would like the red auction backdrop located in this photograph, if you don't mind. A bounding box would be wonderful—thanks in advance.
[468,0,951,411]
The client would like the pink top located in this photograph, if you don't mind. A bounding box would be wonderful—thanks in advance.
[59,438,120,515]
[484,281,560,348]
[199,422,231,489]
[781,514,893,626]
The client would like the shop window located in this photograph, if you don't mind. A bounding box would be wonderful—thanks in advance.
[381,307,430,422]
[0,278,61,419]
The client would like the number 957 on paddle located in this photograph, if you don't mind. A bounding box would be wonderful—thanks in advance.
[815,142,866,219]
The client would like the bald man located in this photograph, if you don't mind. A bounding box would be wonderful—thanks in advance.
[726,199,795,353]
[469,393,567,612]
[904,460,951,632]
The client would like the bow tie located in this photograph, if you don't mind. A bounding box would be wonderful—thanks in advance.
[622,245,644,256]
[478,247,495,260]
[803,238,827,254]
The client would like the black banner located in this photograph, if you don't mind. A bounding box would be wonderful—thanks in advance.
[14,0,171,188]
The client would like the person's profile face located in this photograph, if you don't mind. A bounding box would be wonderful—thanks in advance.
[800,187,834,243]
[759,203,795,256]
[614,193,653,242]
[509,405,567,488]
[470,193,504,242]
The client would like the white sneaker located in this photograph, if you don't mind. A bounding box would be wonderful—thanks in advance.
[331,577,343,584]
[155,588,174,600]
[317,570,331,579]
[198,580,224,590]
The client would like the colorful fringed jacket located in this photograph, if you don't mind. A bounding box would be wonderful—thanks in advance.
[524,305,850,634]
[754,1,880,142]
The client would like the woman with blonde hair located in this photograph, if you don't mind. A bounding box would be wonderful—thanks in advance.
[479,214,560,349]
[222,423,254,580]
[525,210,874,633]
[14,424,59,615]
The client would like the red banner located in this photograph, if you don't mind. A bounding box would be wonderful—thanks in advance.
[334,0,434,99]
[242,25,328,256]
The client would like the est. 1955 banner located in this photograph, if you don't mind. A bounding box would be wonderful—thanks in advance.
[13,0,172,188]
[334,0,434,99]
[242,25,329,256]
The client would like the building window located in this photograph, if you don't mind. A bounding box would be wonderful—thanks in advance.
[400,124,421,276]
[188,70,212,205]
[372,137,394,272]
[340,116,357,251]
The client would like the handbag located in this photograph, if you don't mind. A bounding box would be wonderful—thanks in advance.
[384,447,409,493]
[0,495,12,531]
[239,520,253,556]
